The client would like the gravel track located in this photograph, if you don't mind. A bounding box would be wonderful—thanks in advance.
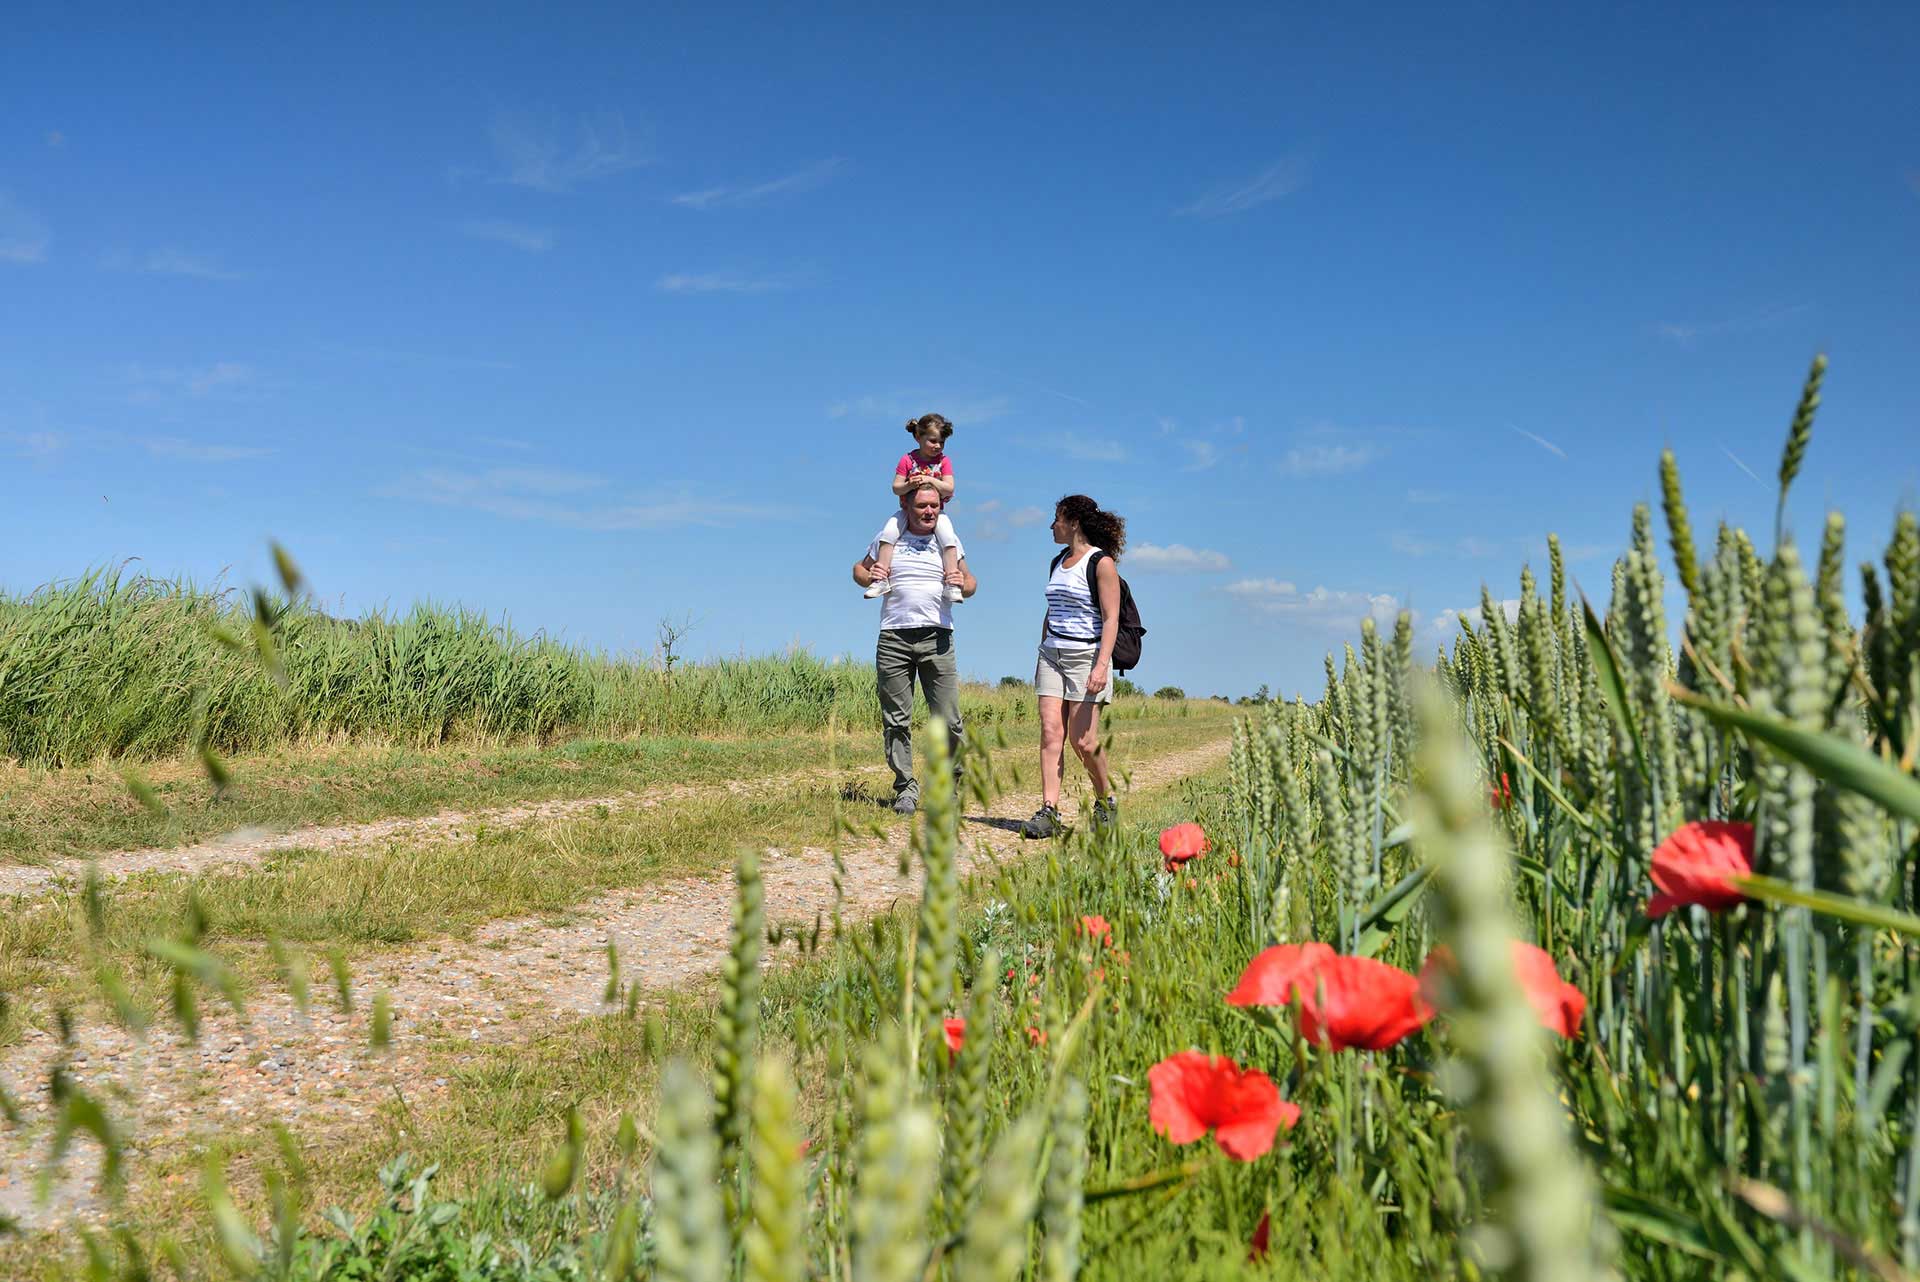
[0,733,1231,1235]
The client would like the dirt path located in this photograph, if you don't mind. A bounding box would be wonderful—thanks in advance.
[0,759,901,899]
[0,734,1231,1235]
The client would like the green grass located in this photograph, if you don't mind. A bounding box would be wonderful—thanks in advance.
[0,567,1092,767]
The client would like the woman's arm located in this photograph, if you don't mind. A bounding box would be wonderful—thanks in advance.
[1088,557,1121,694]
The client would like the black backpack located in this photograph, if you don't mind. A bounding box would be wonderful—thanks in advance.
[1049,547,1147,673]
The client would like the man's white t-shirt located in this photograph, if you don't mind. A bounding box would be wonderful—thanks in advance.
[868,515,966,631]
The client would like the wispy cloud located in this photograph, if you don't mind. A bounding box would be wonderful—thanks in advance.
[1225,578,1402,630]
[1653,302,1811,346]
[1509,426,1567,459]
[123,248,243,280]
[1721,445,1767,488]
[966,499,1051,542]
[3,429,65,459]
[401,467,763,530]
[672,157,846,210]
[1278,442,1380,476]
[0,192,50,264]
[126,361,256,400]
[1129,543,1231,574]
[142,436,271,462]
[1176,155,1310,218]
[484,111,650,193]
[826,394,1011,425]
[460,219,553,253]
[1390,533,1504,558]
[1025,432,1129,464]
[1406,488,1455,504]
[657,270,800,294]
[1179,439,1220,471]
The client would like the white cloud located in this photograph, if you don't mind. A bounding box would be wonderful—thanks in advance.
[1176,155,1310,218]
[657,270,797,294]
[460,219,553,252]
[1225,578,1300,599]
[1028,432,1129,464]
[1509,426,1567,459]
[672,157,846,209]
[1278,442,1380,476]
[0,193,50,264]
[1227,578,1402,630]
[486,111,650,193]
[401,468,763,530]
[1129,543,1231,574]
[1007,505,1047,527]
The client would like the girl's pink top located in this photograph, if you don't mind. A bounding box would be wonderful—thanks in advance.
[895,450,954,480]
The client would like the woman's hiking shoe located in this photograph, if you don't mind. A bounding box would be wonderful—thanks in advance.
[1021,804,1064,839]
[1092,796,1118,831]
[864,579,893,598]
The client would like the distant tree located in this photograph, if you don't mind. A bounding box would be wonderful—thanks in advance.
[1112,677,1143,699]
[1153,685,1186,700]
[999,675,1030,689]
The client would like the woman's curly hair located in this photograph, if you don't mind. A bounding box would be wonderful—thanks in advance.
[905,413,954,442]
[1056,494,1126,559]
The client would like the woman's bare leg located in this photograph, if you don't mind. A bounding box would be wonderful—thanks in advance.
[1067,700,1111,798]
[1038,695,1068,807]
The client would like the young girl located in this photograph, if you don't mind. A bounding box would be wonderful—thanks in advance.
[865,413,965,604]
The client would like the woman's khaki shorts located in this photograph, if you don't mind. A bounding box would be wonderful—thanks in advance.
[1035,640,1111,704]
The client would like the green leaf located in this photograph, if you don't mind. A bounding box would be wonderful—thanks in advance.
[1735,874,1920,940]
[1603,1187,1723,1261]
[1671,686,1920,826]
[1354,864,1433,958]
[121,771,168,818]
[270,542,304,596]
[1581,594,1648,778]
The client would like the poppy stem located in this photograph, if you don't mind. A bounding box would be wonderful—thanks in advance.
[1080,1157,1213,1204]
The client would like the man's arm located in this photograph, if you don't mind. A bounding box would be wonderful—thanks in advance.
[853,556,878,588]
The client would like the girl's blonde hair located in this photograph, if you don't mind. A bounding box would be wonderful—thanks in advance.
[905,413,954,443]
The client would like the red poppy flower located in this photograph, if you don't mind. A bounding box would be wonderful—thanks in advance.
[1147,1051,1300,1161]
[1418,942,1586,1040]
[1647,820,1754,919]
[1490,772,1512,811]
[1079,915,1113,945]
[1228,946,1428,1051]
[1248,1211,1271,1263]
[1159,823,1211,871]
[1026,1025,1048,1048]
[1225,942,1337,1008]
[943,1017,966,1057]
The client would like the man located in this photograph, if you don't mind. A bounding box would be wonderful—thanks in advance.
[852,481,978,814]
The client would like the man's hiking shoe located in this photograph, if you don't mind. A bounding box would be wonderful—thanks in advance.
[1092,796,1118,832]
[1021,804,1065,839]
[864,578,893,598]
[891,792,918,816]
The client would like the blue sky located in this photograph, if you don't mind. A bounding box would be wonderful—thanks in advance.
[4,4,1917,698]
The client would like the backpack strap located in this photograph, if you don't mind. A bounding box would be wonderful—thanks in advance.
[1084,548,1108,621]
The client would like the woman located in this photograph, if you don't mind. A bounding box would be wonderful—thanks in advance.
[1020,494,1124,839]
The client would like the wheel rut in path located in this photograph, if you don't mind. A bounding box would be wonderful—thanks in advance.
[0,734,1231,1235]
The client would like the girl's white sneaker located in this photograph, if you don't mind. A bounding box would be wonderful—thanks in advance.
[864,579,893,598]
[946,586,965,604]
